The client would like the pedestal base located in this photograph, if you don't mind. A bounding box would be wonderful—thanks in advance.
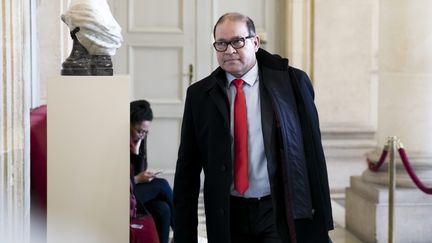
[47,76,129,243]
[346,176,432,243]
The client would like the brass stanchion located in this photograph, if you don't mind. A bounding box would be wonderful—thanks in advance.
[366,136,432,242]
[388,136,397,243]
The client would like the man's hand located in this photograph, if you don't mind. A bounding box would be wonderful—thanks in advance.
[134,171,155,183]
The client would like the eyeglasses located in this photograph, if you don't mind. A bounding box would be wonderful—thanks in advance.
[213,35,255,52]
[134,127,149,136]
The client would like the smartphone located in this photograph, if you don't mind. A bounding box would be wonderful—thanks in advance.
[153,171,164,177]
[130,224,143,229]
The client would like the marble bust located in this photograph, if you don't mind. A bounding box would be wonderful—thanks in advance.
[61,0,123,75]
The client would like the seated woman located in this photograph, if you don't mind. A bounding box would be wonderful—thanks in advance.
[130,100,173,243]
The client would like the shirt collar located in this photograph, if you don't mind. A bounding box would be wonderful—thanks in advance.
[226,61,259,87]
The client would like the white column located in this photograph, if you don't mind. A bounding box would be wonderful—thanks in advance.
[313,0,379,193]
[346,1,432,242]
[363,0,432,188]
[0,0,31,242]
[283,0,313,75]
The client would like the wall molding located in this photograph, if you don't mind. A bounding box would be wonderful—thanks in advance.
[128,0,184,33]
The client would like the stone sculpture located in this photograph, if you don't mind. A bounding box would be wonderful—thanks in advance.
[61,0,123,75]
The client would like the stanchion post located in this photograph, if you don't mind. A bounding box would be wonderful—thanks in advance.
[388,136,396,243]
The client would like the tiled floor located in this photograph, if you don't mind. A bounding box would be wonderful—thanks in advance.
[194,192,364,243]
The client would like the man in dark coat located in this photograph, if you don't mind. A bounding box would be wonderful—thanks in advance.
[173,12,333,243]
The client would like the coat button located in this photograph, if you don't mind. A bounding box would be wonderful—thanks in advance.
[220,165,226,171]
[220,208,225,215]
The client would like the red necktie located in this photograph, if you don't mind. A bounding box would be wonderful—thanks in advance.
[232,79,248,195]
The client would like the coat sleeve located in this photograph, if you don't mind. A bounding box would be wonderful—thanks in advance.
[173,87,202,243]
[291,67,315,100]
[290,67,334,230]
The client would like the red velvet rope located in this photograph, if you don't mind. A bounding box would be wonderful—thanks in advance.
[367,147,389,171]
[367,144,432,195]
[398,148,432,194]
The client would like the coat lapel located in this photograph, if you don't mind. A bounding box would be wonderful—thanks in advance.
[258,69,275,176]
[207,69,230,127]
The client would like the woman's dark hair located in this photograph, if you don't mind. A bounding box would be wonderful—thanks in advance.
[130,100,153,124]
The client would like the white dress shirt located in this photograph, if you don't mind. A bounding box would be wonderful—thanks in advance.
[226,62,271,198]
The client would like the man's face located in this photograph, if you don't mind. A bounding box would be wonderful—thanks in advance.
[214,20,260,78]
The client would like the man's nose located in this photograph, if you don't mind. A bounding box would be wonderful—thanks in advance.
[224,44,237,54]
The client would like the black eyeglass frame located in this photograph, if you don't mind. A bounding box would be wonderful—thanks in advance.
[212,35,256,52]
[133,127,149,136]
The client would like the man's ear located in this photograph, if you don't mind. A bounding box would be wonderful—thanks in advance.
[254,35,261,51]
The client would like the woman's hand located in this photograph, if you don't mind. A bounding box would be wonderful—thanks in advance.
[130,138,142,155]
[134,171,155,183]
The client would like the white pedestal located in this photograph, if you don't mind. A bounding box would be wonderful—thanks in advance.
[346,176,432,243]
[47,76,129,243]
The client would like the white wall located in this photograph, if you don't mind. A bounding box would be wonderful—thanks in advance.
[35,1,432,195]
[35,0,71,105]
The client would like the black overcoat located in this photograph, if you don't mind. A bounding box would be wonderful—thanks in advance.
[173,48,333,243]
